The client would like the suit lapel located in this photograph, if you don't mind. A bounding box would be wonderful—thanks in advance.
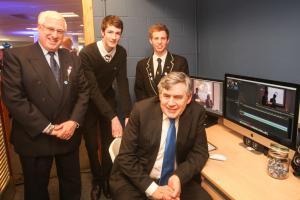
[57,49,76,111]
[147,100,163,168]
[152,102,163,145]
[58,49,69,100]
[145,56,154,79]
[29,43,61,102]
[176,105,192,150]
[145,56,158,95]
[162,52,174,75]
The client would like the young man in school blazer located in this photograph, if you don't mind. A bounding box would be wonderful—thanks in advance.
[134,23,189,101]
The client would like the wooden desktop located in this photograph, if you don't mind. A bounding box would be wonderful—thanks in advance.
[201,123,300,200]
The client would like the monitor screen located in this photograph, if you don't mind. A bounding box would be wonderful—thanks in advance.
[224,74,299,150]
[191,76,223,116]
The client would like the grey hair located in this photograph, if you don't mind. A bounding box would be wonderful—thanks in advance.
[38,11,67,31]
[157,72,192,96]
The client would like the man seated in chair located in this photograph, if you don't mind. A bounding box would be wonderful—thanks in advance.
[110,72,211,200]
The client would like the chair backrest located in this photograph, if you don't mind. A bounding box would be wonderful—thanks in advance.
[109,137,122,162]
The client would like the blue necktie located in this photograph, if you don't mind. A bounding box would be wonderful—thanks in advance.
[159,118,176,185]
[48,52,60,86]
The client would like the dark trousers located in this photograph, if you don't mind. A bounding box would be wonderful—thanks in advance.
[83,109,113,185]
[111,180,212,200]
[19,149,81,200]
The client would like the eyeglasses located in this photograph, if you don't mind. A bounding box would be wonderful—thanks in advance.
[42,25,65,35]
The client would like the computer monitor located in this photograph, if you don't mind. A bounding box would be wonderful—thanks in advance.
[191,76,223,117]
[224,74,300,150]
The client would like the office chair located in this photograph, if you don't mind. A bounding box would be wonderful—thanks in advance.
[109,137,122,162]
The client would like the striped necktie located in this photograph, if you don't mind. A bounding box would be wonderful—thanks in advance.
[48,52,60,86]
[104,54,111,62]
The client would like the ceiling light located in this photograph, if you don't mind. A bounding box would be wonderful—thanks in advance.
[68,32,84,36]
[60,12,79,18]
[26,28,37,31]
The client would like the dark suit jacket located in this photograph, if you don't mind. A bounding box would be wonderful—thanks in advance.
[134,52,189,101]
[1,43,89,156]
[110,97,209,193]
[79,42,132,120]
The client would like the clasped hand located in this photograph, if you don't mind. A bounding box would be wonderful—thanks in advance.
[51,120,77,140]
[152,175,181,200]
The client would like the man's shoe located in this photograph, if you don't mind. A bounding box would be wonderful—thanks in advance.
[90,184,101,200]
[102,180,111,199]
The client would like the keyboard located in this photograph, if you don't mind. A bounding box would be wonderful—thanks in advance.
[208,142,217,152]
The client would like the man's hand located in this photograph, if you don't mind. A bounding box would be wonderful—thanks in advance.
[52,120,77,140]
[168,175,181,200]
[151,185,176,200]
[111,116,123,138]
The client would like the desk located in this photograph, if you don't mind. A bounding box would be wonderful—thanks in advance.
[202,124,300,200]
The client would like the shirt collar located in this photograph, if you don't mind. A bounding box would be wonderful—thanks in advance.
[97,40,116,58]
[38,42,58,57]
[162,113,179,122]
[153,51,168,63]
[162,113,179,132]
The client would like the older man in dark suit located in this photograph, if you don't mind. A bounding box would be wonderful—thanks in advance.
[1,11,89,200]
[110,72,211,200]
[134,23,189,102]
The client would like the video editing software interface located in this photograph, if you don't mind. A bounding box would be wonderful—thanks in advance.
[191,77,223,116]
[225,74,299,149]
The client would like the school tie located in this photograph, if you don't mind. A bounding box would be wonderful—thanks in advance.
[154,58,162,85]
[48,52,60,86]
[104,54,111,62]
[159,118,176,185]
